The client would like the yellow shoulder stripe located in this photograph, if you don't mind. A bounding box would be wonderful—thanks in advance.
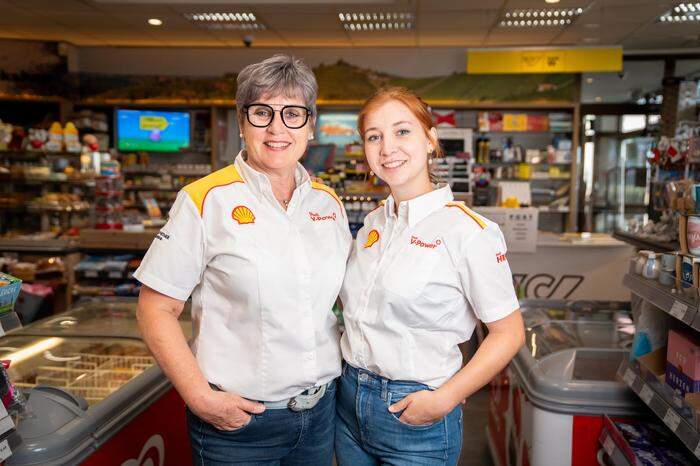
[446,202,486,229]
[183,165,244,216]
[311,182,344,217]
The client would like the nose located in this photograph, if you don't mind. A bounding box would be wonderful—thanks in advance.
[266,111,286,134]
[380,134,396,156]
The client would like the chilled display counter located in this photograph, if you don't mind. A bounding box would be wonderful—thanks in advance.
[488,299,640,466]
[3,298,192,466]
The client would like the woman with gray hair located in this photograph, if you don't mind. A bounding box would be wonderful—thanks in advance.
[134,54,351,465]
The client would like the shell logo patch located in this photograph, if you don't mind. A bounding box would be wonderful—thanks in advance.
[364,229,380,249]
[232,205,255,225]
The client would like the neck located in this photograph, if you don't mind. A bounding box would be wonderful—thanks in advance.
[245,157,297,201]
[391,179,434,207]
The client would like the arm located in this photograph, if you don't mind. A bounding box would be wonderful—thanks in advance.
[137,285,265,430]
[389,310,525,425]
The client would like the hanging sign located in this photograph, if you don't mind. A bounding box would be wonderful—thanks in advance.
[467,47,622,74]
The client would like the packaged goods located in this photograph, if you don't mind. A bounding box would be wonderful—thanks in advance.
[666,328,700,396]
[0,273,22,313]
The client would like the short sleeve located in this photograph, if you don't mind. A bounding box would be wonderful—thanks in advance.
[133,191,205,301]
[459,223,519,323]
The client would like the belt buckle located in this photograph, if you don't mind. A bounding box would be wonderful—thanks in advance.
[287,384,325,412]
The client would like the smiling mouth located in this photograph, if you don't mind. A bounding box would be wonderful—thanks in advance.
[382,160,407,169]
[264,141,291,150]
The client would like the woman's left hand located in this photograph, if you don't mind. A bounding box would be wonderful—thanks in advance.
[388,389,455,426]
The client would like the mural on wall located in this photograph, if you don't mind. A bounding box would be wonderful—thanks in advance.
[78,60,576,104]
[1,39,576,104]
[0,39,75,98]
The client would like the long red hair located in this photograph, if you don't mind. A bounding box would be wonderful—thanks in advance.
[358,87,442,182]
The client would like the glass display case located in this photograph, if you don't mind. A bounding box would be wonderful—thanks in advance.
[0,336,153,406]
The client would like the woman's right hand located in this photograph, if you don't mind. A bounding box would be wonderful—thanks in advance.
[190,388,266,431]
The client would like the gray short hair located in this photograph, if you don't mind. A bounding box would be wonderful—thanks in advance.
[236,54,318,127]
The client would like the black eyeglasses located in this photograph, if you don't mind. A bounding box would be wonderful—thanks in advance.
[243,104,312,129]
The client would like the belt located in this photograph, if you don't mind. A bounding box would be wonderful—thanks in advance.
[262,383,328,411]
[209,381,329,412]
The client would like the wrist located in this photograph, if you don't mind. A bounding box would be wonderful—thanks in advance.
[435,386,461,411]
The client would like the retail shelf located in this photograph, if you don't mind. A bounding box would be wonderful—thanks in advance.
[124,186,180,192]
[612,231,678,253]
[475,130,572,135]
[598,427,633,466]
[494,177,570,182]
[0,238,78,254]
[618,359,700,460]
[622,273,700,331]
[475,161,571,167]
[537,206,570,213]
[0,150,82,157]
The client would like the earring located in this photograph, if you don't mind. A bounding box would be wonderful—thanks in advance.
[239,133,243,138]
[428,158,433,165]
[308,134,314,140]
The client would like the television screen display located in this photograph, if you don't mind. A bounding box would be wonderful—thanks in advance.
[316,112,359,149]
[302,144,336,174]
[116,109,190,153]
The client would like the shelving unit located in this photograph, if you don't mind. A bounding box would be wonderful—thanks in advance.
[613,230,679,253]
[618,359,700,459]
[621,262,700,460]
[623,271,700,331]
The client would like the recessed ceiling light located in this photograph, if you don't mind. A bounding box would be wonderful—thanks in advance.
[586,77,594,84]
[595,96,602,102]
[659,3,700,22]
[148,18,162,26]
[339,11,414,31]
[184,12,265,30]
[545,0,560,3]
[498,7,584,27]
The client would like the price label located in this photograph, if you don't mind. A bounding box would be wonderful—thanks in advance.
[640,385,654,404]
[0,439,10,461]
[85,270,98,278]
[623,368,635,386]
[663,409,681,431]
[108,271,122,279]
[603,435,615,456]
[670,301,688,320]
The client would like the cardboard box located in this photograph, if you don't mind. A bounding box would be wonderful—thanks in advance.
[675,253,700,289]
[666,328,700,396]
[0,273,22,313]
[79,229,159,252]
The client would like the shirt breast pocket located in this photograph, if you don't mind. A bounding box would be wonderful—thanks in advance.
[382,245,442,300]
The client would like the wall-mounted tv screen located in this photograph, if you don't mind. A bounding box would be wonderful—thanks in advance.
[116,109,190,153]
[316,112,360,149]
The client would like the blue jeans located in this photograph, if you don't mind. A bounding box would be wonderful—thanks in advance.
[187,380,336,465]
[335,364,462,466]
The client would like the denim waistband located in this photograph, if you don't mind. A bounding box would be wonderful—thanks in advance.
[344,363,432,394]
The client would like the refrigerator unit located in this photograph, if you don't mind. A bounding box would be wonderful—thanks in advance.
[2,298,192,466]
[488,299,642,466]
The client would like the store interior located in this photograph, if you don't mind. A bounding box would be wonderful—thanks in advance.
[1,0,700,465]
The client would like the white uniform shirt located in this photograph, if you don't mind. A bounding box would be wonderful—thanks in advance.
[340,185,519,388]
[134,153,352,401]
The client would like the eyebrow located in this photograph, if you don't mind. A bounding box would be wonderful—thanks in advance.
[364,120,414,133]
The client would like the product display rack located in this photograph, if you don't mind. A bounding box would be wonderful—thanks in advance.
[468,103,580,232]
[622,263,700,459]
[618,358,700,459]
[612,231,679,253]
[622,271,700,331]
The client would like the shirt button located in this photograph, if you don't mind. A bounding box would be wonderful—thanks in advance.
[305,352,315,361]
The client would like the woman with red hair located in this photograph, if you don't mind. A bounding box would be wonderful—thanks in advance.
[336,87,525,465]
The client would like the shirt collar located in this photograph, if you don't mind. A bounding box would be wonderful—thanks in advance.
[383,185,454,227]
[234,151,311,200]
